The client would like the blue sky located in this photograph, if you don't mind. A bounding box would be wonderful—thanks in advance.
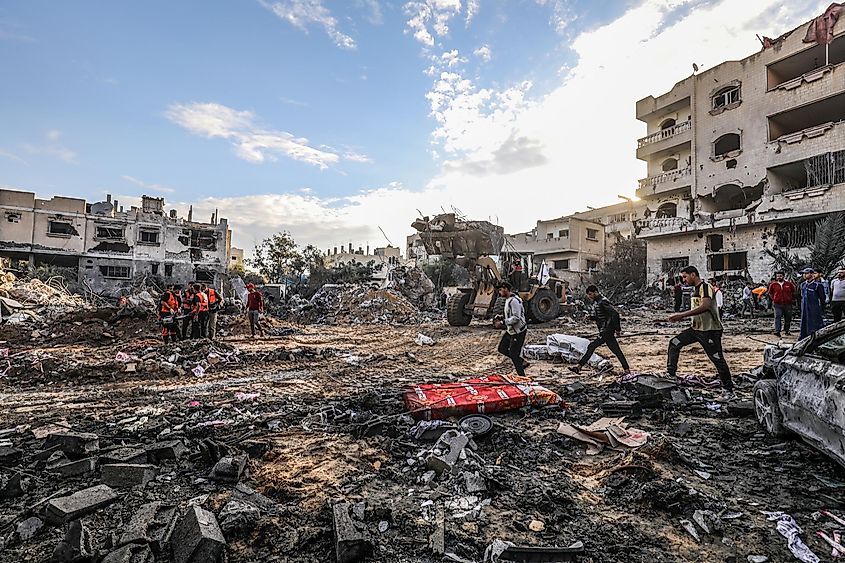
[0,0,830,254]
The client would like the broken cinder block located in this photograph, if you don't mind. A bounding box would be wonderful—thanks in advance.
[630,375,677,399]
[426,431,469,476]
[146,440,187,464]
[43,432,100,456]
[47,457,96,478]
[170,505,225,563]
[332,501,372,563]
[101,464,157,488]
[45,484,119,525]
[209,455,247,483]
[99,447,148,466]
[119,502,177,555]
[101,544,154,563]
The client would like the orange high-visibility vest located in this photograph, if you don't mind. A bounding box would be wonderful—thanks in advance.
[197,291,209,312]
[207,288,217,305]
[166,293,178,311]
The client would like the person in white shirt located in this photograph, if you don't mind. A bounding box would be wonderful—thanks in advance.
[831,267,845,323]
[709,278,724,317]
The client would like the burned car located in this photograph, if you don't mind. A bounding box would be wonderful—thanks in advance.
[754,321,845,466]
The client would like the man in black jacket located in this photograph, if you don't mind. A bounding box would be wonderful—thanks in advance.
[569,285,630,375]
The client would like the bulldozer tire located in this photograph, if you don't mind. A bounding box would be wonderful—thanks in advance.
[528,288,561,323]
[447,292,473,326]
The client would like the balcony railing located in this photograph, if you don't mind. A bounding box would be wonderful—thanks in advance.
[637,120,692,148]
[638,166,691,191]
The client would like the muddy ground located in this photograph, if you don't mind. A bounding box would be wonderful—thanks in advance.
[1,308,843,562]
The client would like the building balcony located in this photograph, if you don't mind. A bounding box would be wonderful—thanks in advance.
[635,217,691,238]
[636,167,692,199]
[636,121,692,159]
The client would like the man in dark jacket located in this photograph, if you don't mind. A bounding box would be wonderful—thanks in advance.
[569,285,630,375]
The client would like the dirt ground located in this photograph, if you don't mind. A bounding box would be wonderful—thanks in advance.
[1,308,843,562]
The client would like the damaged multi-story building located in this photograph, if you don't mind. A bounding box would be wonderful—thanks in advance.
[636,9,845,284]
[0,188,231,295]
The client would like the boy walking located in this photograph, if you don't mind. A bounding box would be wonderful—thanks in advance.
[494,282,527,376]
[666,266,734,402]
[569,285,630,375]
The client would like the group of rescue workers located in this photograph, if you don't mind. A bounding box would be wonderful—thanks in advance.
[157,282,221,344]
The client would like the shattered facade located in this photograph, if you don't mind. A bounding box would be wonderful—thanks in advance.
[0,189,230,295]
[636,15,845,283]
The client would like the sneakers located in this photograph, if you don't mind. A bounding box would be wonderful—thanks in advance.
[716,390,737,402]
[774,332,781,337]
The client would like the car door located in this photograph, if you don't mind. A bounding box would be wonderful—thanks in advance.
[776,329,845,464]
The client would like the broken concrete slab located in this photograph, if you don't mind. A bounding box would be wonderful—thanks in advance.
[50,519,94,562]
[1,472,26,499]
[0,446,23,466]
[101,543,154,563]
[101,464,157,488]
[146,440,187,464]
[209,455,247,483]
[170,505,225,563]
[631,375,678,399]
[99,447,147,466]
[426,431,470,475]
[218,499,261,536]
[45,484,119,525]
[43,432,99,456]
[428,501,445,556]
[119,501,177,555]
[464,471,487,494]
[47,457,96,478]
[332,501,372,563]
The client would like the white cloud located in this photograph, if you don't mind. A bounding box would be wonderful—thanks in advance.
[260,0,356,50]
[358,0,383,25]
[121,175,175,194]
[403,0,463,46]
[165,102,370,169]
[0,149,27,165]
[466,0,480,25]
[535,0,575,34]
[440,49,467,67]
[343,151,373,163]
[23,130,77,164]
[473,44,492,62]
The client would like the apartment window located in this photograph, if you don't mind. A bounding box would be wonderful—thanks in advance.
[554,259,570,270]
[164,264,174,277]
[6,212,21,223]
[195,269,215,283]
[586,260,599,271]
[547,233,554,240]
[608,213,628,223]
[708,252,747,271]
[139,229,160,244]
[661,158,679,172]
[558,229,569,238]
[662,257,689,273]
[95,226,124,240]
[48,221,75,236]
[714,133,741,158]
[99,265,130,279]
[712,86,740,110]
[707,234,724,252]
[586,228,599,241]
[656,203,677,218]
[659,118,676,130]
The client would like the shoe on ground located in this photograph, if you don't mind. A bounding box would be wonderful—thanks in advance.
[522,361,531,369]
[568,366,581,374]
[717,390,737,403]
[774,332,781,337]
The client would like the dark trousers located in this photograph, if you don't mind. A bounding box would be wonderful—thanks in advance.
[773,304,793,334]
[674,294,682,312]
[248,311,263,336]
[180,315,192,339]
[833,301,845,323]
[162,322,180,344]
[667,328,733,391]
[191,312,208,339]
[579,330,629,371]
[498,330,527,376]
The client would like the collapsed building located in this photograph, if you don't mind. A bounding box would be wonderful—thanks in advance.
[0,189,231,295]
[636,12,845,283]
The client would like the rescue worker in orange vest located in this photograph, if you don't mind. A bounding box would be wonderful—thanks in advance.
[158,288,180,344]
[191,283,209,339]
[202,283,220,340]
[180,283,195,340]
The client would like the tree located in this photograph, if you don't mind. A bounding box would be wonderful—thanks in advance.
[249,232,302,284]
[767,213,845,277]
[593,238,647,299]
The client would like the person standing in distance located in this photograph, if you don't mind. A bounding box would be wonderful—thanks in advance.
[494,282,527,377]
[666,266,734,402]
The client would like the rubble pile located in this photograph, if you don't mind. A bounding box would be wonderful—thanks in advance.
[0,271,86,309]
[289,284,438,324]
[382,266,436,308]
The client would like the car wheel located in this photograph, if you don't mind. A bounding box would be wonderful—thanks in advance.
[753,380,786,437]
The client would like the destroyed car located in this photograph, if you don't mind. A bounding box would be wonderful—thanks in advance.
[754,320,845,466]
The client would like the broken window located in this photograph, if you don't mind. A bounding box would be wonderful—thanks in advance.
[659,118,676,130]
[767,34,845,89]
[554,259,569,270]
[714,134,741,157]
[195,269,214,283]
[805,150,845,188]
[708,252,747,271]
[656,203,677,218]
[586,259,599,271]
[547,233,554,240]
[95,226,125,240]
[707,234,724,252]
[585,228,599,241]
[6,212,21,223]
[775,220,816,248]
[139,229,160,244]
[99,265,130,279]
[558,229,569,238]
[661,158,679,172]
[187,229,217,250]
[662,257,688,273]
[769,91,845,140]
[726,159,738,169]
[151,264,159,275]
[164,264,173,277]
[712,86,740,109]
[48,221,76,236]
[711,183,763,212]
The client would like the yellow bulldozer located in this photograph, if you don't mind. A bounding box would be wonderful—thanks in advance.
[411,213,567,327]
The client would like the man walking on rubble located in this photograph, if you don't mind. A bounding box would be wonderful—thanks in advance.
[191,283,209,339]
[769,271,796,337]
[740,281,756,318]
[800,267,826,339]
[202,283,220,340]
[158,287,180,344]
[246,283,265,337]
[832,267,845,324]
[494,281,527,377]
[666,266,735,402]
[180,283,194,339]
[569,285,630,377]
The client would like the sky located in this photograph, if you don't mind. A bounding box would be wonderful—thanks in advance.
[0,0,831,257]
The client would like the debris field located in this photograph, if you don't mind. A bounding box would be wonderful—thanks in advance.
[1,291,843,562]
